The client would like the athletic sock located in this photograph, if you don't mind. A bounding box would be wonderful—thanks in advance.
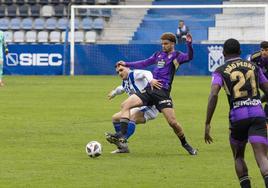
[112,122,121,133]
[263,175,268,188]
[239,175,251,188]
[125,120,136,139]
[119,118,129,137]
[178,134,187,145]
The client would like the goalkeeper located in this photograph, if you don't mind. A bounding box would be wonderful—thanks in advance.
[0,30,8,86]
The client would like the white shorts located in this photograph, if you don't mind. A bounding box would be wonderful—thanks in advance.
[130,105,159,121]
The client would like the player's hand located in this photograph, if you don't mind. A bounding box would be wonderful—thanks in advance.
[186,33,192,43]
[116,61,126,67]
[150,79,162,90]
[204,124,213,144]
[108,91,115,100]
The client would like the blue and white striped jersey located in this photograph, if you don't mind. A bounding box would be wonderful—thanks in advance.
[111,69,153,97]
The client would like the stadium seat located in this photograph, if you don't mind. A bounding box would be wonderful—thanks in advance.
[51,0,60,4]
[25,31,37,43]
[89,9,101,17]
[41,5,55,17]
[21,18,33,30]
[30,4,41,17]
[57,17,68,30]
[73,0,83,4]
[101,8,112,17]
[77,8,87,17]
[0,18,10,30]
[54,4,65,17]
[18,4,29,17]
[16,0,25,5]
[97,0,107,4]
[10,18,21,30]
[46,18,57,30]
[13,31,25,43]
[75,31,84,42]
[7,5,17,17]
[34,18,45,30]
[0,6,5,17]
[62,0,70,5]
[92,18,104,30]
[85,0,95,4]
[4,0,13,5]
[50,31,61,43]
[109,0,119,5]
[37,31,49,43]
[85,31,96,43]
[28,0,37,5]
[81,17,93,30]
[4,31,13,43]
[39,0,49,4]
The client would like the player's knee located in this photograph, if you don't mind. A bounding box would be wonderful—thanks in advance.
[112,114,119,122]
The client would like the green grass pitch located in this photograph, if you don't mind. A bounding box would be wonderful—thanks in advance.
[0,76,265,188]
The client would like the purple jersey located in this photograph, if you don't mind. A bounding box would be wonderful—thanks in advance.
[212,63,268,122]
[250,51,268,78]
[125,42,193,91]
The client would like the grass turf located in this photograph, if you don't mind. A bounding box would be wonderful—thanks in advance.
[0,76,265,188]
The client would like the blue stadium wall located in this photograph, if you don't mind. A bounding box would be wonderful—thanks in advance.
[4,44,259,75]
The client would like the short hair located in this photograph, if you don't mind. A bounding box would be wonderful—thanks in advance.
[260,41,268,49]
[161,32,176,44]
[223,38,240,55]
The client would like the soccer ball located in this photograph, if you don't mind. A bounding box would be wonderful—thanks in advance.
[86,141,102,158]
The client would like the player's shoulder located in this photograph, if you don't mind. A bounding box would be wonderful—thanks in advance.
[250,51,261,61]
[133,69,152,76]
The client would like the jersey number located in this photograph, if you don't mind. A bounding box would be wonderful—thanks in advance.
[230,70,257,98]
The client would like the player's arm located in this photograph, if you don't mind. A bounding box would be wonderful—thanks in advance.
[108,85,125,100]
[134,70,162,89]
[176,34,193,65]
[117,53,158,69]
[204,72,222,144]
[259,68,268,102]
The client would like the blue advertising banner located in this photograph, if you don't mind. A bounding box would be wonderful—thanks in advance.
[4,45,64,75]
[73,44,259,75]
[4,44,260,75]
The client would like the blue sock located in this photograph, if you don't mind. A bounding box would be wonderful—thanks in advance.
[113,122,121,133]
[125,121,136,139]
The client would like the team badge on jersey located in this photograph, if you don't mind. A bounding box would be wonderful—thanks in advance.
[208,46,224,72]
[157,59,166,68]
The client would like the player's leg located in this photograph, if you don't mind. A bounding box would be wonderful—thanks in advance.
[112,112,121,133]
[118,94,143,138]
[229,119,252,188]
[248,118,268,187]
[230,141,250,188]
[0,60,4,86]
[161,107,197,155]
[251,142,268,187]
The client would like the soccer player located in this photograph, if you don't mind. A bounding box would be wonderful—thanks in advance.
[107,32,197,155]
[107,65,159,153]
[0,30,8,86]
[204,38,268,188]
[250,41,268,120]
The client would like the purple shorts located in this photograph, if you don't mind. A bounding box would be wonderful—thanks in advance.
[229,117,268,146]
